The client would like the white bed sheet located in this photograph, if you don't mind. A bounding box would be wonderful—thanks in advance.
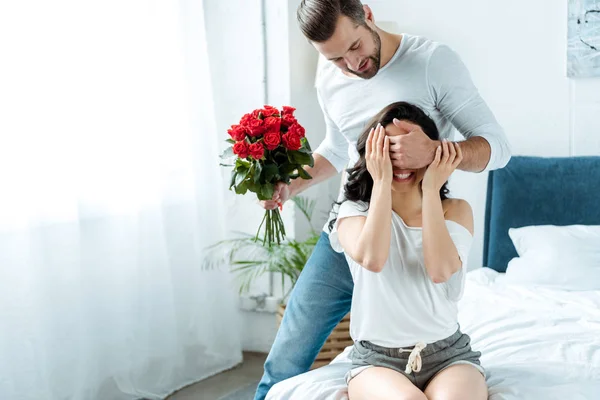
[266,268,600,400]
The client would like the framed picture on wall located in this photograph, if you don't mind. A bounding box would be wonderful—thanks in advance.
[568,0,600,78]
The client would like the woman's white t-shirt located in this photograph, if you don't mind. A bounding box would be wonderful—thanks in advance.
[329,200,473,348]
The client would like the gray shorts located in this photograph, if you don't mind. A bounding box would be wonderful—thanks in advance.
[346,329,485,391]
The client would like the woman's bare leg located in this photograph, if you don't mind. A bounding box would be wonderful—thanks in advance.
[424,364,488,400]
[348,366,428,400]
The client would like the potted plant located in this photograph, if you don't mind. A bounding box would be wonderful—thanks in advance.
[202,196,319,300]
[202,196,351,369]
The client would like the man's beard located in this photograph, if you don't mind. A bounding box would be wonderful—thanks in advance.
[346,28,382,79]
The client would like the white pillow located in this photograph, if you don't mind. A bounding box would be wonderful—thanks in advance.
[505,225,600,291]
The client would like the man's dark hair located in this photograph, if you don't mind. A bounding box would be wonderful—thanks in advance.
[297,0,366,42]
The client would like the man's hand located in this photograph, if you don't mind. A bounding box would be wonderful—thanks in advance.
[388,119,440,170]
[260,182,291,210]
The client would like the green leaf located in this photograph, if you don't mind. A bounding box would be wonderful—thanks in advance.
[253,162,263,184]
[225,139,236,144]
[279,163,296,175]
[230,170,238,189]
[291,196,316,229]
[273,150,288,164]
[235,181,248,194]
[288,151,313,167]
[235,170,246,186]
[262,163,279,182]
[261,184,274,200]
[235,158,251,170]
[301,137,312,152]
[297,168,312,180]
[246,179,260,194]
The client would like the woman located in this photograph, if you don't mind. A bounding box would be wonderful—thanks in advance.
[329,102,487,400]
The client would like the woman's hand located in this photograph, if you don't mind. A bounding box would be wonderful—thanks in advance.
[366,124,392,184]
[422,139,462,192]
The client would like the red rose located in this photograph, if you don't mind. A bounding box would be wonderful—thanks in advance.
[287,122,305,138]
[281,113,297,128]
[261,105,280,118]
[263,131,281,150]
[246,118,265,137]
[282,132,302,151]
[227,124,247,141]
[239,113,254,127]
[233,141,250,159]
[249,142,265,159]
[264,116,281,134]
[281,106,296,116]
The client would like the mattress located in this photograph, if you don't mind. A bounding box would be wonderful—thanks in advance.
[266,268,600,400]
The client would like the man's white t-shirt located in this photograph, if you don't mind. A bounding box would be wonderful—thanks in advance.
[314,34,511,232]
[329,200,473,348]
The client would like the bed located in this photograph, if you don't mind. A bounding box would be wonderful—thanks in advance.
[266,156,600,400]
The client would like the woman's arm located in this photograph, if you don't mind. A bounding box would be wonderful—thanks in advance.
[421,140,473,283]
[337,124,393,273]
[422,195,473,283]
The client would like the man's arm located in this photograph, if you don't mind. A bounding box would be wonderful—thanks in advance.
[261,154,338,210]
[428,44,511,172]
[454,136,490,172]
[289,153,338,197]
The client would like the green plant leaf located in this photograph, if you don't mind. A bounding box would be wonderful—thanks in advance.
[254,162,263,184]
[235,170,246,186]
[301,137,312,152]
[297,168,312,180]
[235,158,250,171]
[291,196,316,227]
[262,163,279,182]
[246,179,260,194]
[261,184,274,200]
[279,163,296,175]
[225,139,236,144]
[288,151,313,167]
[230,170,238,189]
[235,181,248,194]
[201,195,321,298]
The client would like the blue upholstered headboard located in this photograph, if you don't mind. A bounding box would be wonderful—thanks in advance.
[483,156,600,272]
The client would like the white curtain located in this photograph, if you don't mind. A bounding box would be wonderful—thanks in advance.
[0,1,242,399]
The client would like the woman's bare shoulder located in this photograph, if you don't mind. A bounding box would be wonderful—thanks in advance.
[442,198,474,235]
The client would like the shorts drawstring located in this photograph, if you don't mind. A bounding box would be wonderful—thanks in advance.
[399,342,427,374]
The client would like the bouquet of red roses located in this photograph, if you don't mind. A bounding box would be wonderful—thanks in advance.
[221,105,313,247]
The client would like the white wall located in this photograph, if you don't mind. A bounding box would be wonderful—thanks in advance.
[367,0,600,270]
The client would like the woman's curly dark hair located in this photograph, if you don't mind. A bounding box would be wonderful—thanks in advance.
[328,101,450,232]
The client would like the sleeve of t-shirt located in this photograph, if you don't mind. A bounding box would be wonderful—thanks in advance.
[427,44,511,172]
[328,200,369,253]
[313,88,351,173]
[443,220,474,301]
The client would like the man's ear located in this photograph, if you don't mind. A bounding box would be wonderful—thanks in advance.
[363,5,375,25]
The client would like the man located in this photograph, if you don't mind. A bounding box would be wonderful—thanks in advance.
[255,1,511,399]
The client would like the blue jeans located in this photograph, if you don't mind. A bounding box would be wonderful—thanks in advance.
[253,231,354,400]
